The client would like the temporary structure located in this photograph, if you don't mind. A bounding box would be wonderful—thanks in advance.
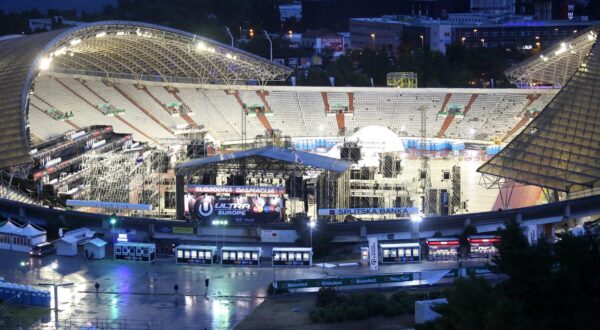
[0,219,46,253]
[84,238,107,259]
[57,235,79,256]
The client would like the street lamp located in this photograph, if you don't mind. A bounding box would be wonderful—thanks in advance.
[225,26,234,47]
[39,261,74,329]
[411,213,423,240]
[263,30,273,61]
[109,213,117,243]
[370,33,375,48]
[480,38,485,47]
[212,220,228,247]
[461,37,466,46]
[420,35,424,48]
[308,220,316,250]
[17,261,29,284]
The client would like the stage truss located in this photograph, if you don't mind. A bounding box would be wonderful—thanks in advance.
[79,149,173,217]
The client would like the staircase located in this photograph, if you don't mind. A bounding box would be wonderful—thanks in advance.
[0,185,38,204]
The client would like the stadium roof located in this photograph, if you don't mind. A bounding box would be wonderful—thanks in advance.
[505,27,598,86]
[479,33,600,192]
[176,147,352,175]
[0,21,292,170]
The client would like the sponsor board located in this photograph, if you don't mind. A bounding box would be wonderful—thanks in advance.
[172,227,194,235]
[466,266,492,276]
[273,273,414,290]
[368,236,379,271]
[318,207,418,216]
[261,229,297,243]
[186,194,282,224]
[186,185,285,195]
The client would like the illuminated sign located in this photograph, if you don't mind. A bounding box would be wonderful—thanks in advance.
[186,185,285,195]
[186,195,282,223]
[318,207,418,216]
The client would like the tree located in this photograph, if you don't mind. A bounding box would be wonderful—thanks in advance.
[459,224,477,256]
[432,277,495,330]
[428,221,600,330]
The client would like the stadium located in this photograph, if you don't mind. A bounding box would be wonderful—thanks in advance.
[0,21,599,244]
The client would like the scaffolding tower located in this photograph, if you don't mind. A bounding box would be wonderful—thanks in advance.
[79,149,171,216]
[419,106,435,216]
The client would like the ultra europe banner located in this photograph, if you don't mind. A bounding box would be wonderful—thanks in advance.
[186,194,283,224]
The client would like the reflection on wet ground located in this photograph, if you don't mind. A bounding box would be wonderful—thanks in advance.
[0,250,479,329]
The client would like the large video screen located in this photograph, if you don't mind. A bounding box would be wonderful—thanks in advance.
[186,194,283,224]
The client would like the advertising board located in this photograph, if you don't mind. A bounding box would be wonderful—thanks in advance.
[186,195,282,223]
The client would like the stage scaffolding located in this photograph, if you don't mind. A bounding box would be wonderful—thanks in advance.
[79,149,173,217]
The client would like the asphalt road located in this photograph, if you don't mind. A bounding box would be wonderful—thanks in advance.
[0,250,483,329]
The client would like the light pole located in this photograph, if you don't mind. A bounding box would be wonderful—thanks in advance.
[411,213,423,240]
[109,213,117,243]
[39,262,74,329]
[212,220,228,247]
[225,26,234,47]
[461,37,466,46]
[420,35,424,48]
[263,30,273,61]
[370,33,376,48]
[19,261,29,284]
[308,220,316,249]
[480,38,485,47]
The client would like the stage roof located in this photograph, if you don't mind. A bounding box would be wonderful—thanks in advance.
[479,32,600,192]
[176,147,352,174]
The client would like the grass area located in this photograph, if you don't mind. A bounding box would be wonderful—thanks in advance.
[0,305,50,329]
[237,285,449,330]
[235,294,414,330]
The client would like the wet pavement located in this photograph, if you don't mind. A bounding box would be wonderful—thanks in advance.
[0,250,485,329]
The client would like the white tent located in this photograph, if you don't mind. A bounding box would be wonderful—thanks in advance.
[57,235,79,256]
[326,126,405,167]
[84,238,107,259]
[0,220,22,251]
[0,220,47,253]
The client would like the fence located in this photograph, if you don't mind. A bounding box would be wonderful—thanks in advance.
[29,318,163,330]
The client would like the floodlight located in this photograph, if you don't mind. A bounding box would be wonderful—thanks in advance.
[39,57,52,70]
[410,213,422,223]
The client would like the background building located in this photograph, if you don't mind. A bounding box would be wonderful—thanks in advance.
[350,14,599,54]
[279,1,303,23]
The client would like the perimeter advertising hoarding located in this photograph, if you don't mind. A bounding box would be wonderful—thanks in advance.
[186,195,283,224]
[273,273,414,289]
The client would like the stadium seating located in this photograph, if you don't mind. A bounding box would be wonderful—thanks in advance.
[28,75,558,146]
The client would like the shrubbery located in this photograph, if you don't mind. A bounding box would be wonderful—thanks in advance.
[309,288,446,323]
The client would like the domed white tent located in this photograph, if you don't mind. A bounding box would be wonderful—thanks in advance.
[327,126,405,167]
